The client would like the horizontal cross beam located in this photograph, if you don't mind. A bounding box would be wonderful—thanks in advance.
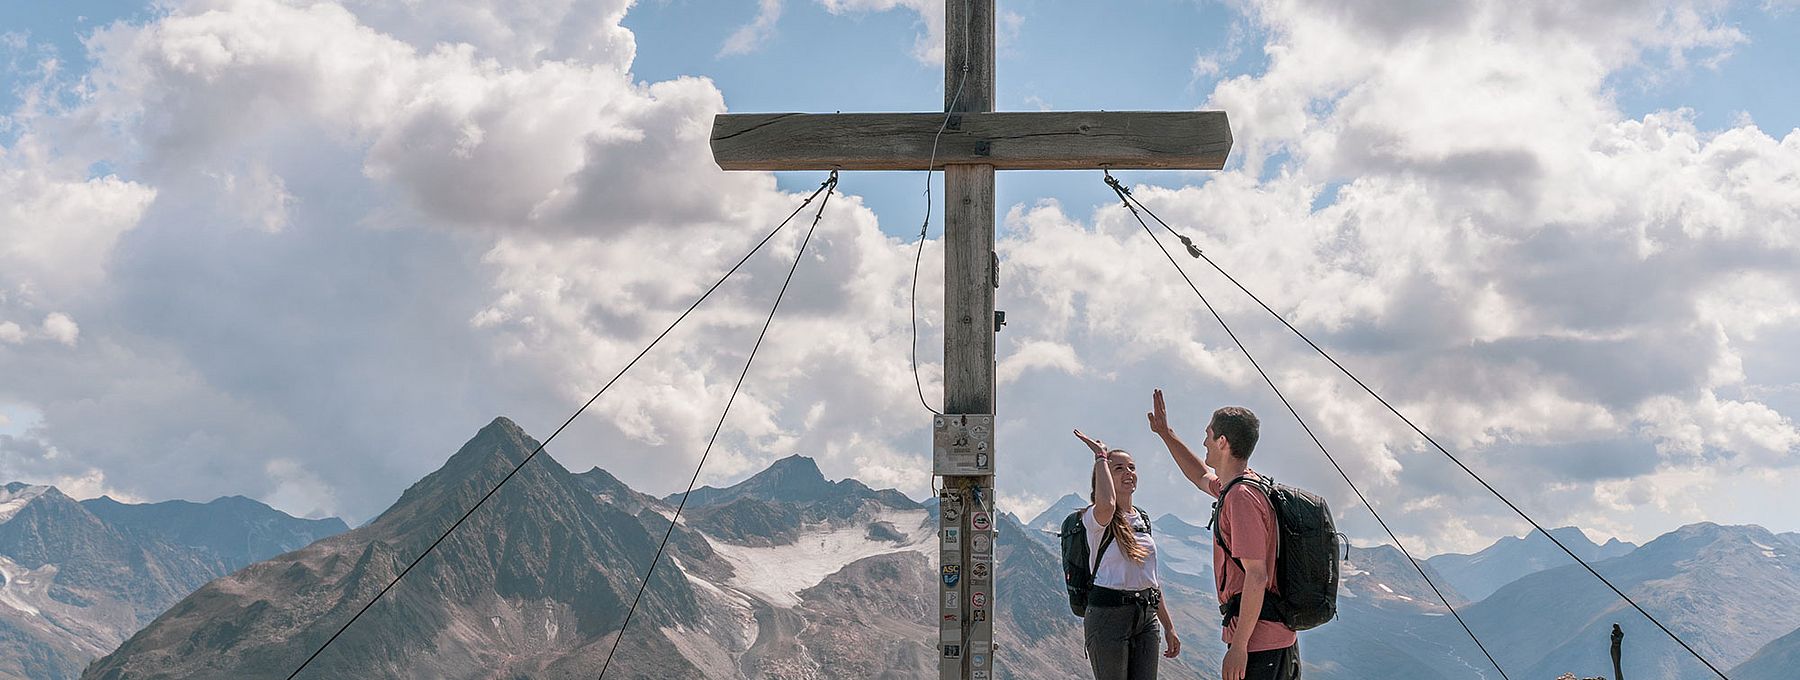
[711,111,1231,171]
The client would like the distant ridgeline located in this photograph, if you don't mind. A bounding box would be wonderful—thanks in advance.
[25,418,1793,680]
[0,482,345,680]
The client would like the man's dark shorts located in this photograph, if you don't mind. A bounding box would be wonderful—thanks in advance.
[1244,642,1300,680]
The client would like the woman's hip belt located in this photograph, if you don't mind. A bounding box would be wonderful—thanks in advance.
[1089,586,1161,608]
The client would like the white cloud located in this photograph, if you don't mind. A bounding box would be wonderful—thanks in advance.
[338,0,637,69]
[40,313,77,346]
[46,468,143,503]
[817,0,945,64]
[720,0,785,57]
[996,340,1083,385]
[0,0,1795,556]
[0,137,157,300]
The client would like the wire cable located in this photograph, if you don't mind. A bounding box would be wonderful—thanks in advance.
[597,172,839,679]
[1105,174,1511,680]
[283,175,841,680]
[1109,177,1732,679]
[904,1,975,418]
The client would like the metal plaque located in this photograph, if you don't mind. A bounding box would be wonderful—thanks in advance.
[933,414,995,475]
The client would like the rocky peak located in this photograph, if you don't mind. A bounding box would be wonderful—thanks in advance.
[1027,493,1088,533]
[80,417,708,680]
[573,466,666,515]
[0,482,54,523]
[366,415,571,539]
[1152,513,1209,539]
[670,453,902,509]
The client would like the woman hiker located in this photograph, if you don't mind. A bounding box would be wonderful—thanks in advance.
[1075,428,1181,680]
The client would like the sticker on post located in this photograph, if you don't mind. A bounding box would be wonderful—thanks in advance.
[971,533,991,554]
[943,591,958,610]
[971,561,990,581]
[972,591,987,608]
[971,511,991,532]
[940,493,962,523]
[942,565,961,588]
[972,609,987,622]
[943,528,960,547]
[943,644,962,659]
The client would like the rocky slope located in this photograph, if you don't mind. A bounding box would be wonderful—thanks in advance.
[84,417,719,680]
[1450,523,1800,680]
[1731,623,1800,680]
[0,483,342,680]
[1425,526,1635,603]
[73,417,1800,679]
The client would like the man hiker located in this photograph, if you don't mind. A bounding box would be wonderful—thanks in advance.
[1149,389,1301,680]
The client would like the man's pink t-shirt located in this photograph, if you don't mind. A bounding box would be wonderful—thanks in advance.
[1209,471,1299,652]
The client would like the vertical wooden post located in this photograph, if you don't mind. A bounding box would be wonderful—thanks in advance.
[704,0,1228,674]
[940,2,996,679]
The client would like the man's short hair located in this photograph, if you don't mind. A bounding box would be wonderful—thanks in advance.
[1209,406,1260,460]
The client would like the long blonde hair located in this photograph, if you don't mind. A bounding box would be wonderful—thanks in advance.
[1091,450,1148,563]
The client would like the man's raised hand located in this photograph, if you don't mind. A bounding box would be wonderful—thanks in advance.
[1147,389,1172,436]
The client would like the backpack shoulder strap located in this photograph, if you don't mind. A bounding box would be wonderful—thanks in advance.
[1211,475,1277,574]
[1092,509,1117,577]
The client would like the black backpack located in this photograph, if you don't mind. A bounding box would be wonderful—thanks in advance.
[1211,475,1340,631]
[1060,505,1150,617]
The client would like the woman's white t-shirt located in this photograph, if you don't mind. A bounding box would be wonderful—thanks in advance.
[1082,506,1161,591]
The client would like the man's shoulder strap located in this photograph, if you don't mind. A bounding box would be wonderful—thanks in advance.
[1212,474,1275,556]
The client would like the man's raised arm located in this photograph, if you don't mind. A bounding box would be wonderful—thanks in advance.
[1148,389,1219,499]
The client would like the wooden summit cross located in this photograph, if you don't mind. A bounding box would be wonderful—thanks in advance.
[709,2,1229,678]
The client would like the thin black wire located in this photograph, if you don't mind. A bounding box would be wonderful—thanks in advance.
[1110,179,1732,680]
[283,176,840,680]
[904,5,974,418]
[597,173,839,679]
[1106,174,1511,680]
[908,224,943,417]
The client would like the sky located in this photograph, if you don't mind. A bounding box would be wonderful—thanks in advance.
[1,0,1797,555]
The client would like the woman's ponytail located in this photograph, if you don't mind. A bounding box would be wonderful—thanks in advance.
[1091,452,1149,564]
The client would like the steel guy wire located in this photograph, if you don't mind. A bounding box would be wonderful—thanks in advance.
[1110,173,1732,679]
[1106,172,1511,680]
[284,174,841,680]
[598,171,839,680]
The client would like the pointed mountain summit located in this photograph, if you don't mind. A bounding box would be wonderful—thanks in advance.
[1425,525,1636,602]
[669,453,912,509]
[83,416,713,680]
[670,455,920,548]
[1450,522,1800,680]
[0,482,53,523]
[1,482,338,680]
[1027,493,1087,534]
[1152,513,1215,578]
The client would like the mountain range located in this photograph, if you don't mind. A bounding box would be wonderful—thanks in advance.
[1425,525,1637,602]
[3,417,1787,679]
[0,482,344,680]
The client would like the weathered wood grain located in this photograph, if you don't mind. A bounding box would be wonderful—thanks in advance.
[943,163,996,417]
[710,111,1232,171]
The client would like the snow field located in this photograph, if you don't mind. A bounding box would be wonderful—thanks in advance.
[705,509,933,608]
